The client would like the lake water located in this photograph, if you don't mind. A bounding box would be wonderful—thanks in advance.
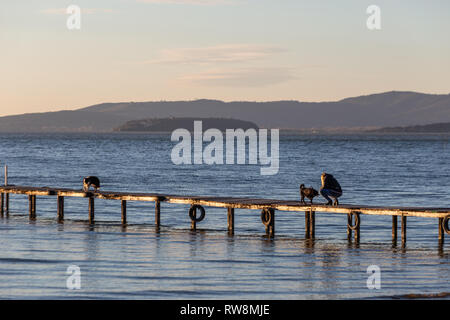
[0,133,448,299]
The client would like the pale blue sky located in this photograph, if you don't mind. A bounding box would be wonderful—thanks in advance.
[1,0,449,115]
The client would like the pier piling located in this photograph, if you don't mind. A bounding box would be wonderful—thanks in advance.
[309,210,315,239]
[4,166,8,215]
[227,207,235,235]
[401,215,407,246]
[189,205,206,231]
[392,216,398,244]
[155,200,161,228]
[28,195,36,219]
[354,212,360,242]
[121,200,127,225]
[347,213,352,241]
[57,196,64,222]
[261,208,275,237]
[305,211,310,238]
[5,194,9,215]
[89,197,95,224]
[0,193,3,217]
[347,211,360,242]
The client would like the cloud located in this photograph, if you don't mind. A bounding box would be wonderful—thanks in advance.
[178,67,296,87]
[138,43,293,87]
[145,44,286,65]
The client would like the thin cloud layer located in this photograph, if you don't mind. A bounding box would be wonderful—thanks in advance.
[178,67,296,87]
[146,44,286,65]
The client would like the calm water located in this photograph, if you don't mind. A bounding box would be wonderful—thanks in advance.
[0,133,448,299]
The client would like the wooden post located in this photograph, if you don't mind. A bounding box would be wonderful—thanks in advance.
[89,197,95,224]
[267,209,275,237]
[155,200,160,227]
[305,211,310,238]
[29,195,36,219]
[401,215,407,246]
[33,195,36,217]
[191,214,196,231]
[4,166,8,215]
[121,200,127,225]
[438,218,444,243]
[392,215,398,244]
[0,193,3,218]
[29,195,33,219]
[354,212,360,242]
[347,213,352,240]
[5,193,9,215]
[309,210,315,239]
[227,207,234,235]
[57,196,64,221]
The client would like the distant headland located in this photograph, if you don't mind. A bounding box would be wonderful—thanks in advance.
[114,118,259,132]
[370,122,450,133]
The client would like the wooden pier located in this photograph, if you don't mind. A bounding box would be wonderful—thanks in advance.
[0,185,449,246]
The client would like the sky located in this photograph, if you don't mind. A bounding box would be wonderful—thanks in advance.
[0,0,449,116]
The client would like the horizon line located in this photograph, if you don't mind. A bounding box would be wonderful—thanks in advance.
[2,89,450,118]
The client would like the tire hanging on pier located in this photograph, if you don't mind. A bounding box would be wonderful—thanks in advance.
[261,208,274,226]
[189,204,206,222]
[443,215,450,235]
[347,211,360,231]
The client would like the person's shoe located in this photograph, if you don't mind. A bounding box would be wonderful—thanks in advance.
[325,200,332,206]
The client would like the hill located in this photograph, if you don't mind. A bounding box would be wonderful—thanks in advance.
[0,91,449,132]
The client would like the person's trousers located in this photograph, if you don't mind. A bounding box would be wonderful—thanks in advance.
[320,188,342,202]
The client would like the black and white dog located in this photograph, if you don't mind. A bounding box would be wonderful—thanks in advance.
[83,176,101,192]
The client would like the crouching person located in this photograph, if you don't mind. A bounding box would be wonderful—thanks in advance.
[320,172,342,206]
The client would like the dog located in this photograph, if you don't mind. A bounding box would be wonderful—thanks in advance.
[83,176,101,192]
[300,184,319,204]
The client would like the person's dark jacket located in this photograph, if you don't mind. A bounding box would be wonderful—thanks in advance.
[322,174,342,193]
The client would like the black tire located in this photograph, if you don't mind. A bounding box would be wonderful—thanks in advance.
[443,215,450,235]
[261,208,273,226]
[189,205,205,222]
[348,212,360,231]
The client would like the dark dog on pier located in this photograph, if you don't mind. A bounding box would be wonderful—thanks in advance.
[300,184,319,204]
[83,176,101,192]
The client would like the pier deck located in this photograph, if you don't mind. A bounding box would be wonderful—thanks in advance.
[0,185,449,246]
